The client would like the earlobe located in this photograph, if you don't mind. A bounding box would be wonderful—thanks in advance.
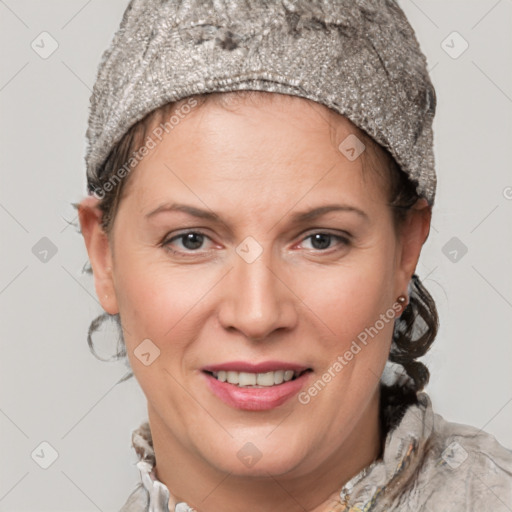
[78,196,119,315]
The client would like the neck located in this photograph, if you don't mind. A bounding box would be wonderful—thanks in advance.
[150,389,383,512]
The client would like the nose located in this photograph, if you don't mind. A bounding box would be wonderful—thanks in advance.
[217,244,297,342]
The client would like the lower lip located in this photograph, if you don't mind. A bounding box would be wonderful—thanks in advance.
[202,371,312,411]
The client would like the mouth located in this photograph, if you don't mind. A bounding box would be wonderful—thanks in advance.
[201,363,314,411]
[202,368,312,388]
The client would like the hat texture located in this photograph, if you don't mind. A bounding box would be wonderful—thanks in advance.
[85,0,437,204]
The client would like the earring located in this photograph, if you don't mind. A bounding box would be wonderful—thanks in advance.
[396,295,408,312]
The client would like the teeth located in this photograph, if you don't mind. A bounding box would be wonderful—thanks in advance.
[211,369,304,387]
[274,370,284,385]
[284,370,294,381]
[256,371,275,386]
[227,371,239,384]
[239,372,257,386]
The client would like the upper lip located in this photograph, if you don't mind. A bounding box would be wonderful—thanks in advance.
[201,361,311,373]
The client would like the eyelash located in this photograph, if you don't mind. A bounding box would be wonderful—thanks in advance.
[161,230,352,257]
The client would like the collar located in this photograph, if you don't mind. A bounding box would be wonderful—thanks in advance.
[131,391,434,512]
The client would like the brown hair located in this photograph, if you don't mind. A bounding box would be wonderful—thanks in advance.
[78,91,439,429]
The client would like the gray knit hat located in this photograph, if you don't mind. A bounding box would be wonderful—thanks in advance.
[85,0,437,205]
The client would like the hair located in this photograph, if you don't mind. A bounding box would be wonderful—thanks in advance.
[77,90,439,432]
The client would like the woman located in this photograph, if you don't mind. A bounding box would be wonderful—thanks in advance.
[77,1,512,510]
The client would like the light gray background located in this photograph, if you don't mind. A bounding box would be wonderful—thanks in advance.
[1,1,511,511]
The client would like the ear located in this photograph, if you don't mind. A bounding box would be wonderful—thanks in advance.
[394,198,432,297]
[78,196,119,315]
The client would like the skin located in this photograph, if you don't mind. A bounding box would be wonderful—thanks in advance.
[79,93,431,512]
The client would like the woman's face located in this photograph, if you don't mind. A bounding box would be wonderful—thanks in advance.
[82,93,429,479]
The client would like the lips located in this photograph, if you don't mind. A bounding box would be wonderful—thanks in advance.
[201,361,313,411]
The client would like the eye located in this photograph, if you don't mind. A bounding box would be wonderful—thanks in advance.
[299,231,351,251]
[161,230,351,257]
[162,230,213,255]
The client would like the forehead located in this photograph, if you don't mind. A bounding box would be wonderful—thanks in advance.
[123,92,388,211]
[146,91,364,151]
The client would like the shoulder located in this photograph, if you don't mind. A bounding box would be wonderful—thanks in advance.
[413,392,512,510]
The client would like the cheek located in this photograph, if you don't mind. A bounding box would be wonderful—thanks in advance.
[112,243,184,339]
[303,240,397,341]
[113,257,210,401]
[115,265,204,342]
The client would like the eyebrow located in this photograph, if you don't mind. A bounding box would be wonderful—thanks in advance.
[145,202,369,224]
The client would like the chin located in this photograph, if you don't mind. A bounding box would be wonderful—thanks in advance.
[201,435,310,478]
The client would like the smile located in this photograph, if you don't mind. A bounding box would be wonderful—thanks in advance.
[201,366,313,411]
[205,369,310,388]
